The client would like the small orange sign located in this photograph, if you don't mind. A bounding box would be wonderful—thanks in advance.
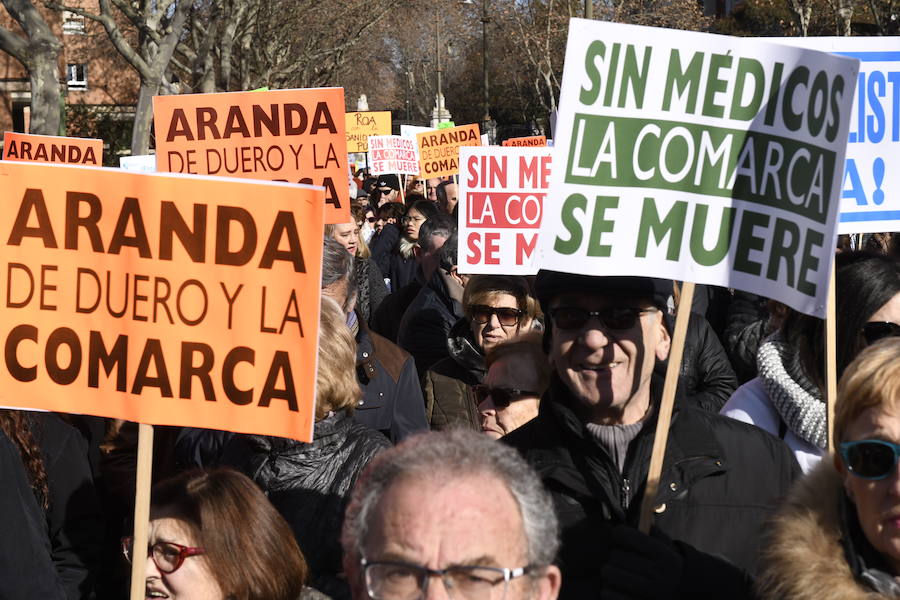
[3,132,103,165]
[153,88,349,224]
[0,162,324,442]
[502,135,547,147]
[416,123,481,178]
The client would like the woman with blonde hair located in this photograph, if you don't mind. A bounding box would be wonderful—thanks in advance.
[757,337,900,599]
[221,297,390,599]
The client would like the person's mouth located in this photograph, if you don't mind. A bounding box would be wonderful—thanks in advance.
[146,585,169,599]
[577,361,622,371]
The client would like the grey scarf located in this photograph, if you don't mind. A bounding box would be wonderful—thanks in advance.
[756,333,827,450]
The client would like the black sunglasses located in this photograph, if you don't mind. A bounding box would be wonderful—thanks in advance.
[473,385,539,408]
[469,305,523,327]
[862,321,900,346]
[547,306,658,330]
[840,439,900,480]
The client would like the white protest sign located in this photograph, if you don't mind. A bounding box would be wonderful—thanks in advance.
[401,124,434,139]
[119,154,157,172]
[538,20,859,318]
[777,37,900,234]
[368,135,421,175]
[458,146,551,274]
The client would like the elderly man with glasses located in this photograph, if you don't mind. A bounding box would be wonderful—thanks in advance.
[502,270,800,600]
[342,429,562,600]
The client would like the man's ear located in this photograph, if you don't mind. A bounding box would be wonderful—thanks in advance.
[535,565,562,600]
[654,312,672,362]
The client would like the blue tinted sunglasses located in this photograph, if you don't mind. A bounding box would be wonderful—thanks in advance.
[840,439,900,480]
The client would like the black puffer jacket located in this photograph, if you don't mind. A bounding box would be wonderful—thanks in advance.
[724,291,771,384]
[421,318,485,431]
[503,375,800,600]
[220,411,390,600]
[674,312,738,413]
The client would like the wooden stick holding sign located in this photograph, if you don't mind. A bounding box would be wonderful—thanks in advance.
[638,281,695,534]
[826,263,838,454]
[129,424,154,600]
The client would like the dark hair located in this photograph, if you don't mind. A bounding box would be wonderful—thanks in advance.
[404,193,427,207]
[436,180,454,205]
[406,199,440,221]
[0,410,48,510]
[785,250,900,389]
[377,202,405,221]
[362,177,378,193]
[151,469,308,600]
[419,213,456,253]
[439,231,459,271]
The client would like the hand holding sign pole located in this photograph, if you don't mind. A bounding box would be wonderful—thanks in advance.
[538,19,859,534]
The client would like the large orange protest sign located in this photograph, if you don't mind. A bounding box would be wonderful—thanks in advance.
[345,111,392,153]
[3,132,103,166]
[0,162,323,442]
[502,135,547,147]
[153,87,348,224]
[416,123,481,177]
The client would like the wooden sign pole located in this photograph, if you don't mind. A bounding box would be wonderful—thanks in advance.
[129,423,155,600]
[826,263,838,454]
[638,281,695,534]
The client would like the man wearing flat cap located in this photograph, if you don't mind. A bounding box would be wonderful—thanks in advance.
[503,271,800,600]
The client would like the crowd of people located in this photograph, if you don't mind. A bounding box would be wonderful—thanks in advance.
[3,172,900,600]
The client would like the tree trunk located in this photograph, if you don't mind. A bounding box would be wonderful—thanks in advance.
[131,78,158,155]
[28,39,61,134]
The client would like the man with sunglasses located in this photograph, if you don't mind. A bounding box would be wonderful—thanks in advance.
[503,270,800,600]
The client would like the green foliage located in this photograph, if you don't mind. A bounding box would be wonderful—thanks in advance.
[65,103,134,167]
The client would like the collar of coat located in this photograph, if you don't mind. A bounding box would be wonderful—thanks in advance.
[515,373,727,520]
[756,462,900,600]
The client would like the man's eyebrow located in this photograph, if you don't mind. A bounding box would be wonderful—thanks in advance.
[447,555,502,568]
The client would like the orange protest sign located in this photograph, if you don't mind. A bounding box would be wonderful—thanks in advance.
[345,111,392,153]
[417,123,481,178]
[3,132,103,166]
[502,135,547,147]
[0,162,323,442]
[153,88,349,224]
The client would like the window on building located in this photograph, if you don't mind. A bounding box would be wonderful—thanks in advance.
[62,11,86,34]
[66,64,88,90]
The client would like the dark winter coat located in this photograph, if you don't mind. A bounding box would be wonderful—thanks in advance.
[0,429,66,599]
[421,318,485,431]
[220,411,390,600]
[369,278,422,342]
[675,312,739,413]
[354,321,429,443]
[724,291,771,384]
[32,413,104,600]
[503,375,800,600]
[370,224,416,292]
[397,271,464,376]
[354,257,389,323]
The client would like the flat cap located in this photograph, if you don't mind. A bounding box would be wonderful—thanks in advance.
[534,270,673,311]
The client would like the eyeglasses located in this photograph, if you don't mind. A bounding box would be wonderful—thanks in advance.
[367,217,377,223]
[469,305,523,327]
[379,188,395,194]
[473,385,540,408]
[547,306,658,330]
[862,321,900,346]
[401,215,426,224]
[121,536,205,574]
[362,558,531,600]
[839,439,900,480]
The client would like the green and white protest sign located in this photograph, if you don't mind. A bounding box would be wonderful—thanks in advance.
[538,20,859,317]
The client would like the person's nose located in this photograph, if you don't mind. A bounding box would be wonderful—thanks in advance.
[424,574,453,600]
[579,321,611,349]
[478,398,497,415]
[145,549,161,577]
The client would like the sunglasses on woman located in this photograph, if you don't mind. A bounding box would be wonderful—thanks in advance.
[469,305,523,327]
[547,306,658,330]
[839,439,900,480]
[473,385,539,408]
[861,321,900,346]
[122,536,205,574]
